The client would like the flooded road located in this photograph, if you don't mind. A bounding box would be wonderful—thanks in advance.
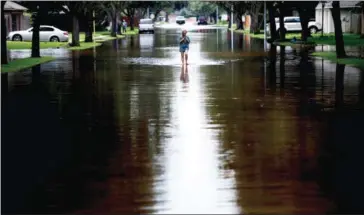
[2,28,364,214]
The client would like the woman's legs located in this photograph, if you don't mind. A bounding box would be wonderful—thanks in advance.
[180,52,185,64]
[184,49,189,65]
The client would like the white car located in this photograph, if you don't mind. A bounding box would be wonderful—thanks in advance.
[139,18,154,34]
[176,16,186,25]
[267,16,322,34]
[7,25,69,42]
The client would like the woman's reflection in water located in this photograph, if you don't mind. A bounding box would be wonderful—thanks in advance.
[180,64,189,84]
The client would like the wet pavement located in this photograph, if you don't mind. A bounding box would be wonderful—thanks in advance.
[2,27,364,214]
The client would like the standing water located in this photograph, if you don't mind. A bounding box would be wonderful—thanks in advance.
[2,27,364,214]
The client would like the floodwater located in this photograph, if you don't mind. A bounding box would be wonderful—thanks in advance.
[2,27,364,214]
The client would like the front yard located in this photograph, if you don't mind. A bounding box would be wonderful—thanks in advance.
[6,28,139,51]
[1,57,55,73]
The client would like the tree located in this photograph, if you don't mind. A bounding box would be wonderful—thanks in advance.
[21,1,62,57]
[214,1,234,28]
[246,2,263,33]
[331,1,346,58]
[267,2,277,41]
[231,1,247,30]
[64,1,93,46]
[99,1,125,37]
[295,2,318,42]
[149,2,173,22]
[276,2,286,40]
[122,2,144,31]
[1,1,8,64]
[357,1,364,37]
[22,1,67,56]
[189,1,216,18]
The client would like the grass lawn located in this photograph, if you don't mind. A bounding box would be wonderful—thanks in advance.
[231,29,364,47]
[67,42,102,50]
[98,27,139,36]
[312,51,364,70]
[1,56,55,73]
[7,41,68,49]
[6,31,125,51]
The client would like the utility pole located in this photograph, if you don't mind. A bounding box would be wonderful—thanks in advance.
[231,4,234,52]
[147,7,150,18]
[231,4,234,28]
[216,6,219,24]
[93,10,96,37]
[264,1,267,51]
[321,1,325,37]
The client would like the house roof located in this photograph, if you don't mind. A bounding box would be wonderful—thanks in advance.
[4,1,27,11]
[316,1,361,9]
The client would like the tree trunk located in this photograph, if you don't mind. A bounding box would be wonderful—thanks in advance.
[31,11,41,58]
[165,12,169,22]
[299,10,310,42]
[71,15,80,46]
[84,13,93,42]
[278,5,286,40]
[153,9,161,22]
[111,15,117,37]
[361,6,364,36]
[268,2,277,41]
[130,15,134,31]
[250,13,260,34]
[331,1,346,58]
[236,13,243,30]
[1,2,8,64]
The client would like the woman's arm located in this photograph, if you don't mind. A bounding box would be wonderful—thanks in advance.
[180,37,185,43]
[185,36,190,44]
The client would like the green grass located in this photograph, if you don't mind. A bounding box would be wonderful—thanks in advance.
[312,51,364,70]
[67,42,102,50]
[6,41,103,51]
[98,27,139,36]
[232,29,364,47]
[7,41,68,49]
[6,31,126,50]
[1,56,55,73]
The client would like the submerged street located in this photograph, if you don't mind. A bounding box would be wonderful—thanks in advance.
[2,26,364,214]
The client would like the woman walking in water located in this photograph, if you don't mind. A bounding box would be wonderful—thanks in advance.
[179,30,190,65]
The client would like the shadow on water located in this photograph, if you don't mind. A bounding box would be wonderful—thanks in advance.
[266,45,364,213]
[317,63,364,214]
[1,52,123,213]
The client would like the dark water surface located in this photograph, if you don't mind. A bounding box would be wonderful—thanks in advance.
[2,28,364,214]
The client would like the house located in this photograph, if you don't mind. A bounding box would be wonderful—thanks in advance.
[3,1,30,33]
[315,1,361,34]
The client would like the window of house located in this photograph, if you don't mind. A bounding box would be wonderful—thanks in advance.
[11,14,17,31]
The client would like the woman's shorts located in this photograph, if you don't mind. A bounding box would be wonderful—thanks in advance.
[180,45,189,53]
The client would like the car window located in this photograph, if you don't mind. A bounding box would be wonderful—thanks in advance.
[40,27,54,32]
[140,19,153,24]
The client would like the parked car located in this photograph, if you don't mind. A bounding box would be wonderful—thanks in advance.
[197,16,208,25]
[139,18,154,34]
[7,25,69,42]
[267,16,322,35]
[176,16,186,25]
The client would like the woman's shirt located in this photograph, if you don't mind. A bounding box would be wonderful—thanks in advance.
[179,36,190,48]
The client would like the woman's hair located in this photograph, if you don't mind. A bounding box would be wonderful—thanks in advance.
[182,30,187,34]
